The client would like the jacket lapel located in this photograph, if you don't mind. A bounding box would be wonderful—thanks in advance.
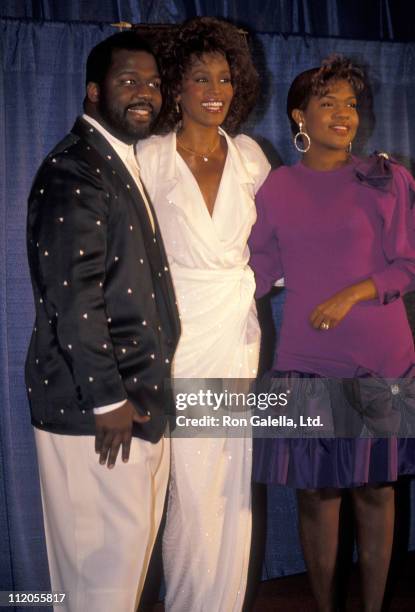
[71,118,155,238]
[71,118,180,339]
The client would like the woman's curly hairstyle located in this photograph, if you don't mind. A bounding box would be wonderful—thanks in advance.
[157,17,259,135]
[286,55,366,134]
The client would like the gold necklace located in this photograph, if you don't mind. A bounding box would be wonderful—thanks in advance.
[177,137,220,162]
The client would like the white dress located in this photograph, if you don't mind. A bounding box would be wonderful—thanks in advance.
[136,129,270,612]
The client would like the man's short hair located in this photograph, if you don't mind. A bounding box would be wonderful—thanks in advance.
[86,31,156,86]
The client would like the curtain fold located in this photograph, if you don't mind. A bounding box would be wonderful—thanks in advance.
[0,24,14,590]
[1,1,415,40]
[1,15,414,594]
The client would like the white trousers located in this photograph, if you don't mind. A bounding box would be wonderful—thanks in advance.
[34,428,169,612]
[163,436,252,612]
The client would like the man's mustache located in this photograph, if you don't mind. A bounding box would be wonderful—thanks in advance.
[126,101,154,113]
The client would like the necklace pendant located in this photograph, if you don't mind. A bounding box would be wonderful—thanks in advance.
[203,156,208,162]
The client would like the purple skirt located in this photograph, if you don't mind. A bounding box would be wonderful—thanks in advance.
[253,371,415,488]
[253,437,415,488]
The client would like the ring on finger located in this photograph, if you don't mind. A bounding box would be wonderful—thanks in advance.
[320,321,330,330]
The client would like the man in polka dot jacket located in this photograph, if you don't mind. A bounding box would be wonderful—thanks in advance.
[25,32,180,612]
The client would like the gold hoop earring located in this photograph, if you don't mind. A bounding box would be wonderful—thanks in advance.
[294,122,311,153]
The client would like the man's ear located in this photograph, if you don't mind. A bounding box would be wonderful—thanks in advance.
[86,82,100,104]
[291,108,304,129]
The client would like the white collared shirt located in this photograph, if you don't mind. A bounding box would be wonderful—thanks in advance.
[83,114,155,232]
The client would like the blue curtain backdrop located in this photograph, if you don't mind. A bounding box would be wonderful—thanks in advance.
[2,0,415,41]
[1,1,415,605]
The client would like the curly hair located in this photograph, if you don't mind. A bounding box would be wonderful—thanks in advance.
[157,17,259,135]
[286,55,366,134]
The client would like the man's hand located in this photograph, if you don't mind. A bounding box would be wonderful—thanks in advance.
[310,279,377,331]
[94,400,150,469]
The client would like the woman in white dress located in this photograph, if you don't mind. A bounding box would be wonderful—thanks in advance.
[136,17,270,611]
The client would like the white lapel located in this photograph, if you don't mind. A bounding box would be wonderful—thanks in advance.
[154,132,183,207]
[211,129,257,241]
[219,128,256,192]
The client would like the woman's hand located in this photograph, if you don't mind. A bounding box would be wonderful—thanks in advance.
[310,279,378,331]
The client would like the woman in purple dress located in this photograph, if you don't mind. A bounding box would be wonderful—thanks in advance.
[249,56,415,611]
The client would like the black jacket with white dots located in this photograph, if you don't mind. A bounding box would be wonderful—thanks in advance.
[26,117,181,442]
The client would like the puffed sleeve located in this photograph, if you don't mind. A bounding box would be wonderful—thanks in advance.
[371,164,415,305]
[248,173,284,298]
[233,134,271,193]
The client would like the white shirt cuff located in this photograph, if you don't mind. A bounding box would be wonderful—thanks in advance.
[93,400,127,415]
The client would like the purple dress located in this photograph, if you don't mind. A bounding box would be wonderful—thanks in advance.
[249,155,415,487]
